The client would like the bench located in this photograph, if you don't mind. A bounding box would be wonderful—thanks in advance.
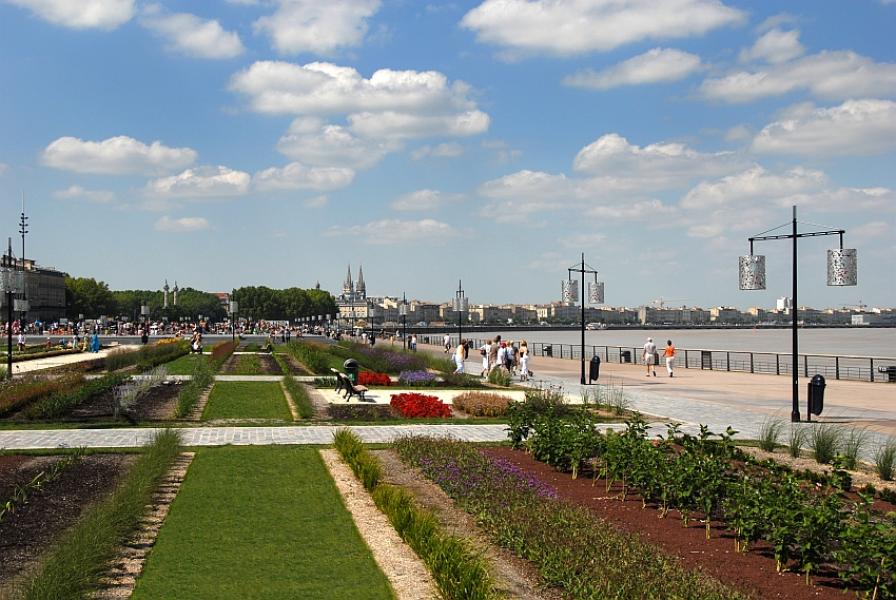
[335,371,369,402]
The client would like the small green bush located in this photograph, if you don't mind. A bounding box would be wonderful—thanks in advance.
[758,418,785,452]
[840,428,869,470]
[282,376,314,419]
[809,423,843,464]
[788,425,806,458]
[875,441,896,481]
[486,367,511,387]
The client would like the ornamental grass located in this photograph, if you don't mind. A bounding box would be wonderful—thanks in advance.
[452,391,513,417]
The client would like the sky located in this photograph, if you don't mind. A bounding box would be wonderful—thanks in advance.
[0,0,894,309]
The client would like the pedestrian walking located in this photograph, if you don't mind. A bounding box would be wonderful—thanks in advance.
[454,340,466,374]
[443,332,451,353]
[479,339,491,377]
[410,334,417,351]
[17,332,25,352]
[664,340,676,377]
[519,340,530,382]
[643,337,657,377]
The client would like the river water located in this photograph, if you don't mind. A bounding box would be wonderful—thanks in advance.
[472,328,895,358]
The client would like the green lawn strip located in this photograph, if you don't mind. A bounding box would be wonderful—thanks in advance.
[225,353,262,375]
[131,446,394,600]
[282,376,314,419]
[202,381,291,420]
[162,353,209,375]
[17,430,181,600]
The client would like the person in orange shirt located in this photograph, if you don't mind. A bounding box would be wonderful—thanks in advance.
[664,340,676,377]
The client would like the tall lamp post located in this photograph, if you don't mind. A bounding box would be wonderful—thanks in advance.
[565,253,604,386]
[1,261,24,379]
[399,292,408,349]
[740,205,856,422]
[453,280,468,350]
[229,299,239,342]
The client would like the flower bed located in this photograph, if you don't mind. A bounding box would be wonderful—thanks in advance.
[397,370,436,386]
[0,374,83,418]
[390,393,451,418]
[512,409,896,599]
[358,371,391,386]
[451,391,513,417]
[330,343,427,374]
[395,436,741,600]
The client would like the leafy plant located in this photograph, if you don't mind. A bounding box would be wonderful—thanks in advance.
[788,425,806,458]
[809,423,843,464]
[758,418,785,452]
[486,367,511,387]
[840,428,869,471]
[452,391,513,417]
[282,376,314,419]
[874,441,896,481]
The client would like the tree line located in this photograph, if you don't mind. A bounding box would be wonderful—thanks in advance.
[64,278,336,323]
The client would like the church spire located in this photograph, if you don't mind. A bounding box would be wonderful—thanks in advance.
[342,264,354,297]
[356,264,366,299]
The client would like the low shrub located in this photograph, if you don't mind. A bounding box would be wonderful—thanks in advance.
[788,425,806,458]
[333,429,496,600]
[103,341,189,373]
[397,370,436,386]
[282,376,314,419]
[758,418,786,452]
[25,373,128,420]
[839,428,869,470]
[331,342,427,374]
[285,342,333,374]
[452,392,513,417]
[875,441,896,481]
[327,404,398,421]
[390,392,452,418]
[0,373,83,417]
[440,371,487,388]
[174,358,214,418]
[17,430,181,600]
[210,340,238,369]
[809,423,843,464]
[486,367,511,387]
[313,376,338,389]
[358,371,392,386]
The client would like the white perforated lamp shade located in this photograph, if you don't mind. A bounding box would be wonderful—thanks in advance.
[827,249,857,286]
[588,281,605,304]
[738,255,766,291]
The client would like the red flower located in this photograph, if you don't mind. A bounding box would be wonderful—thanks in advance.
[358,371,392,386]
[390,392,452,418]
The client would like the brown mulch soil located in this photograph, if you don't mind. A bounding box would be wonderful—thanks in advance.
[373,450,561,600]
[0,453,136,588]
[483,447,849,600]
[278,353,311,375]
[66,382,182,421]
[220,353,284,375]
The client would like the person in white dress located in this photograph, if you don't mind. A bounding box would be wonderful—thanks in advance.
[519,340,530,381]
[454,341,466,374]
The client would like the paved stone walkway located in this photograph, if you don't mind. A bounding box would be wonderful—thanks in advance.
[0,424,511,449]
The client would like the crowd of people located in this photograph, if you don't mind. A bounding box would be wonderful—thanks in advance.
[441,334,531,380]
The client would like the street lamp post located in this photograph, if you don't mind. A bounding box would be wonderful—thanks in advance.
[740,205,856,422]
[565,253,604,386]
[229,299,239,342]
[399,292,408,350]
[453,280,468,351]
[1,261,24,380]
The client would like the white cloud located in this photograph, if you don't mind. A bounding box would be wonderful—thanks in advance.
[42,135,197,175]
[391,189,462,211]
[681,165,827,210]
[254,0,380,55]
[140,4,244,59]
[560,232,607,248]
[277,117,395,169]
[482,139,522,163]
[411,142,464,160]
[7,0,134,29]
[460,0,744,56]
[325,218,459,244]
[304,194,329,208]
[752,99,896,156]
[587,199,674,220]
[230,61,489,140]
[738,28,804,64]
[700,50,896,102]
[564,48,702,90]
[573,133,742,184]
[155,216,210,232]
[724,124,752,142]
[253,162,355,191]
[53,185,114,203]
[147,166,251,198]
[852,221,890,239]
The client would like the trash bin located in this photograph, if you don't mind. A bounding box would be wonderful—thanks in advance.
[543,344,553,357]
[343,358,359,384]
[808,374,825,416]
[880,366,896,383]
[589,356,601,382]
[620,350,631,363]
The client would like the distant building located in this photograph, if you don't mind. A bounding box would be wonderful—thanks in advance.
[0,255,67,322]
[776,297,792,312]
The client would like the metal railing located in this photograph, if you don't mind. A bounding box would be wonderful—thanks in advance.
[420,335,896,383]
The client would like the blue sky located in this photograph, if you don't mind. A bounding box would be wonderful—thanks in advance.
[1,0,894,309]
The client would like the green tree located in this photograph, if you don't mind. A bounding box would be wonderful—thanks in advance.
[65,277,117,319]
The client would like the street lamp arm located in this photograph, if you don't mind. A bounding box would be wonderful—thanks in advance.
[749,229,846,243]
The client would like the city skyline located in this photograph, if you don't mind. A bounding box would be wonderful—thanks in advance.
[1,1,894,308]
